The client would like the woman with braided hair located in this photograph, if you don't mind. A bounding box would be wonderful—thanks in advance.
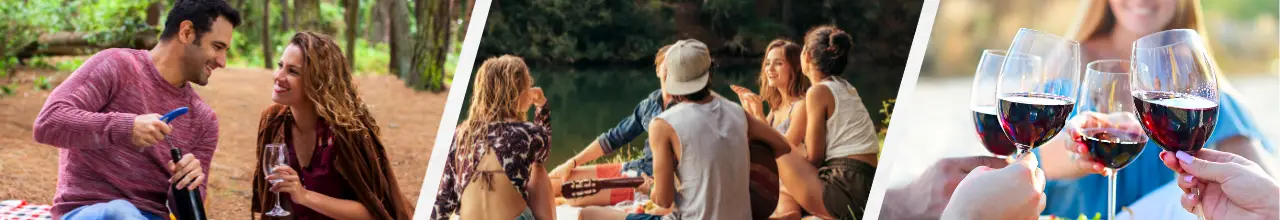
[251,32,414,219]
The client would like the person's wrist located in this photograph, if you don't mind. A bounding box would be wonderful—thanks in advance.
[293,189,315,206]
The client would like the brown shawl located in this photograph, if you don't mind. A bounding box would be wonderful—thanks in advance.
[250,104,414,219]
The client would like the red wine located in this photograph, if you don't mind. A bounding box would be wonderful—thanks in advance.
[972,108,1016,156]
[170,148,207,220]
[1132,91,1218,152]
[997,92,1075,149]
[1075,128,1147,169]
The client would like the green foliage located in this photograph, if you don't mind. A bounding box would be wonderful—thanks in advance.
[34,75,53,91]
[0,57,18,78]
[69,0,155,46]
[1203,0,1279,20]
[0,84,14,96]
[479,0,674,63]
[0,0,66,57]
[56,58,86,72]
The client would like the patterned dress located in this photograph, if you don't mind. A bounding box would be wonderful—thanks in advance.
[432,107,551,220]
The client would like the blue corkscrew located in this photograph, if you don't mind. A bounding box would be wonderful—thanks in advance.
[158,107,189,151]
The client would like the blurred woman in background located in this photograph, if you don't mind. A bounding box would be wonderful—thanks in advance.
[1037,0,1276,217]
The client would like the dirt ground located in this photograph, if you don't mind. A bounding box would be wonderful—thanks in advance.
[0,66,445,219]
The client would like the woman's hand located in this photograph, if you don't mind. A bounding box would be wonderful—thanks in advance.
[941,154,1046,220]
[528,87,546,109]
[548,159,576,182]
[268,165,313,205]
[1160,149,1280,220]
[1061,112,1145,176]
[730,85,764,120]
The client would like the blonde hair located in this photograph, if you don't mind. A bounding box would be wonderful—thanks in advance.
[1067,0,1234,90]
[454,55,533,161]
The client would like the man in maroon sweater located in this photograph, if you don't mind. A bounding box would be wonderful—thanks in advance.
[32,1,241,219]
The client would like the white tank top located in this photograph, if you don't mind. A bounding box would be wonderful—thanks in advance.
[820,78,881,160]
[655,95,752,220]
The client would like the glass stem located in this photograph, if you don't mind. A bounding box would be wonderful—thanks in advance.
[274,192,283,210]
[1107,168,1116,220]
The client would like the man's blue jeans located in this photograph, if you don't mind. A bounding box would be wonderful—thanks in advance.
[61,199,164,220]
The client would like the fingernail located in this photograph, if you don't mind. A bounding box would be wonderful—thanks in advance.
[1175,151,1193,165]
[1183,175,1193,183]
[1186,193,1194,200]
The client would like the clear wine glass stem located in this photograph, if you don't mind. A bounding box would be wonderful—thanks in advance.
[1107,168,1116,220]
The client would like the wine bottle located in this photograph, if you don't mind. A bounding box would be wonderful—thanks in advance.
[170,148,208,220]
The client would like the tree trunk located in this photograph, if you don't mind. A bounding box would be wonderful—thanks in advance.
[279,0,291,31]
[388,0,413,80]
[295,0,322,32]
[17,31,159,57]
[345,0,358,68]
[263,0,274,70]
[146,2,164,26]
[367,0,389,43]
[409,0,452,91]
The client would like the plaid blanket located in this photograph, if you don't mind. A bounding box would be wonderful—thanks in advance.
[0,200,52,220]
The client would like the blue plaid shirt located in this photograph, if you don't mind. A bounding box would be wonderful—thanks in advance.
[596,89,665,176]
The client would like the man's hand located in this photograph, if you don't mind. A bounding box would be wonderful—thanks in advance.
[549,159,577,182]
[168,153,205,190]
[942,155,1047,220]
[131,114,172,149]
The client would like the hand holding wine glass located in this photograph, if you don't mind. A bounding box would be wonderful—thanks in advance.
[1131,29,1220,220]
[941,155,1046,220]
[261,143,291,216]
[1158,149,1280,220]
[1070,59,1149,220]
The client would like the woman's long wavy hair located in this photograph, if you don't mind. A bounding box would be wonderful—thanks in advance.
[291,31,380,134]
[455,55,533,160]
[758,39,808,110]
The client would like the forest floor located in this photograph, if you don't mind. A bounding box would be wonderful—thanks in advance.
[0,66,446,219]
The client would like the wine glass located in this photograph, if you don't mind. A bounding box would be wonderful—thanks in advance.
[1069,59,1148,220]
[995,28,1082,160]
[970,49,1018,157]
[263,143,291,217]
[1130,29,1218,220]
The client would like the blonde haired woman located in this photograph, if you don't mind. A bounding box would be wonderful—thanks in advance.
[1036,0,1276,217]
[432,55,554,220]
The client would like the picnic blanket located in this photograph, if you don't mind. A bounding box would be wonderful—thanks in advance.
[0,200,52,220]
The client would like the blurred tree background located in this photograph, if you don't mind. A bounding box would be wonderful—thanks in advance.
[475,0,925,132]
[924,0,1279,77]
[0,0,470,92]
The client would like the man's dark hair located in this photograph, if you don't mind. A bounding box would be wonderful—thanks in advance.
[675,72,713,102]
[159,0,242,43]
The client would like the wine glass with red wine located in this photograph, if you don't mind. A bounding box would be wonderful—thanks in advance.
[995,28,1081,160]
[263,143,291,216]
[1130,29,1218,220]
[970,49,1018,157]
[1070,59,1148,220]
